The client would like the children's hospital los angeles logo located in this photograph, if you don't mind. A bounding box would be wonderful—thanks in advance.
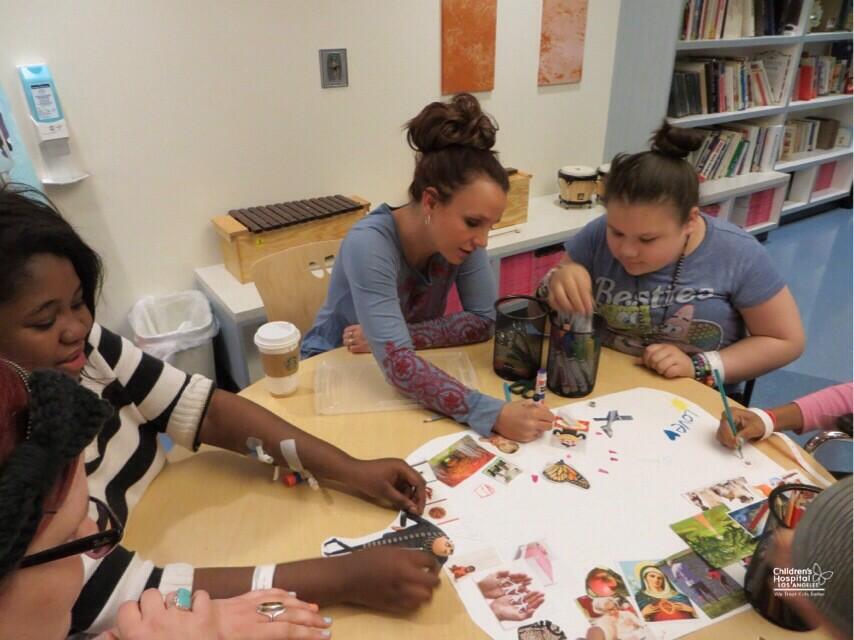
[773,564,834,597]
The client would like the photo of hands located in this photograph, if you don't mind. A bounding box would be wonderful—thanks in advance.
[473,561,547,630]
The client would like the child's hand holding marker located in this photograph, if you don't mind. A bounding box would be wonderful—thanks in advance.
[716,407,767,448]
[497,382,553,442]
[713,370,744,459]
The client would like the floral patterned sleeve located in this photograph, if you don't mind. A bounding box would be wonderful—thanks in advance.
[343,233,503,435]
[409,246,497,349]
[409,312,493,349]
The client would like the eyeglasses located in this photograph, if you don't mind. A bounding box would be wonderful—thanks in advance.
[19,497,123,569]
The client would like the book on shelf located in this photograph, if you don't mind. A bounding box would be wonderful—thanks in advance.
[813,161,836,191]
[689,119,783,178]
[729,188,775,229]
[668,54,785,117]
[792,51,852,100]
[754,50,793,103]
[779,117,844,158]
[813,117,841,149]
[722,0,744,37]
[680,0,803,40]
[836,125,853,147]
[746,188,775,227]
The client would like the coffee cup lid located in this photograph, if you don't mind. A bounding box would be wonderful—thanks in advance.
[559,165,597,178]
[254,321,300,351]
[597,163,611,174]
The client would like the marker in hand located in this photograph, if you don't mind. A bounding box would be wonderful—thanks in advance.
[712,370,743,460]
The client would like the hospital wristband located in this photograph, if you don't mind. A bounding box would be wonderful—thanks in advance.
[747,408,776,441]
[159,563,195,598]
[703,351,725,384]
[766,408,779,429]
[252,563,277,591]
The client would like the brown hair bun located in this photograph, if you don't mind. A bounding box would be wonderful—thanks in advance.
[406,93,498,154]
[649,121,705,159]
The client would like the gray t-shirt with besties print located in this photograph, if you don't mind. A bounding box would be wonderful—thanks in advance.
[563,213,786,356]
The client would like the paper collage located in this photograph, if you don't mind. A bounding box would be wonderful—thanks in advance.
[321,388,805,639]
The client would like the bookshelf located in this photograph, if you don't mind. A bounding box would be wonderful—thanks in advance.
[666,0,853,231]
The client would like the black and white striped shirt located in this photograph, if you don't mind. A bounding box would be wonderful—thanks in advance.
[71,323,214,634]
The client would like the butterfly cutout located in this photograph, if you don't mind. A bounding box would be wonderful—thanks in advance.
[542,460,590,489]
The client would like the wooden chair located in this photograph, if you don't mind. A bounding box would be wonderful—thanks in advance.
[250,239,340,336]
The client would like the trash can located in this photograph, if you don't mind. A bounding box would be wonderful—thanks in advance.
[129,290,219,381]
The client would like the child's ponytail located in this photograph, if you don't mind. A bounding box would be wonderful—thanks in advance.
[603,121,705,223]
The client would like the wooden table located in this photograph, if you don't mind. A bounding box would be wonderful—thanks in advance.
[124,342,834,639]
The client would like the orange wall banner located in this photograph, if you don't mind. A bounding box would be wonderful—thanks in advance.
[441,0,497,95]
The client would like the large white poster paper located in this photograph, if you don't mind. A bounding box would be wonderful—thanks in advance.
[323,388,793,639]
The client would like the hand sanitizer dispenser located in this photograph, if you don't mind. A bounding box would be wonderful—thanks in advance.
[17,64,88,184]
[18,65,68,142]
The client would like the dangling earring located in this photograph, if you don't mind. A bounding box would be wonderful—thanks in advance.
[424,214,431,226]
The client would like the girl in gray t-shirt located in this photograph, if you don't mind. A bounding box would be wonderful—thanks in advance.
[539,123,804,386]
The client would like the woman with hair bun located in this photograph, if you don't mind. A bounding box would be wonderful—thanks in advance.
[537,122,804,385]
[302,94,554,442]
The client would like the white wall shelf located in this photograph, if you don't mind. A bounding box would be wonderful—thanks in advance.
[668,105,786,127]
[776,146,854,171]
[665,1,852,226]
[810,187,851,203]
[787,94,853,112]
[783,188,851,216]
[744,220,779,235]
[699,172,790,203]
[608,1,850,232]
[804,31,854,42]
[676,31,853,49]
[782,199,807,213]
[676,34,800,50]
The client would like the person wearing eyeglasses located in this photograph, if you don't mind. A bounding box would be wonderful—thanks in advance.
[0,361,333,639]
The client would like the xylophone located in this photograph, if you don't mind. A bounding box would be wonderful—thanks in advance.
[212,194,371,283]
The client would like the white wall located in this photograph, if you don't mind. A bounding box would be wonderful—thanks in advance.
[1,0,620,333]
[604,0,682,158]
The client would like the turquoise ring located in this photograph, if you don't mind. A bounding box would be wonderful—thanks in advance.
[174,588,192,611]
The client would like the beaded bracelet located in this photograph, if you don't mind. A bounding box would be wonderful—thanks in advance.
[691,353,714,386]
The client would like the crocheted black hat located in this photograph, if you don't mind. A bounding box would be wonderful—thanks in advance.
[0,367,112,579]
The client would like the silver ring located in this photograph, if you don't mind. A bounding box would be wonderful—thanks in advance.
[256,601,286,622]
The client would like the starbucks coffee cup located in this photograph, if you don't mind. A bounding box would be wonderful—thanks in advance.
[254,321,301,397]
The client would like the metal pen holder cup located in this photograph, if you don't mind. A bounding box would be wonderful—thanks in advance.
[546,313,602,398]
[492,296,548,381]
[743,483,822,631]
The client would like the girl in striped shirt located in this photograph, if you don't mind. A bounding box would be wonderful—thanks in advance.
[0,184,439,635]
